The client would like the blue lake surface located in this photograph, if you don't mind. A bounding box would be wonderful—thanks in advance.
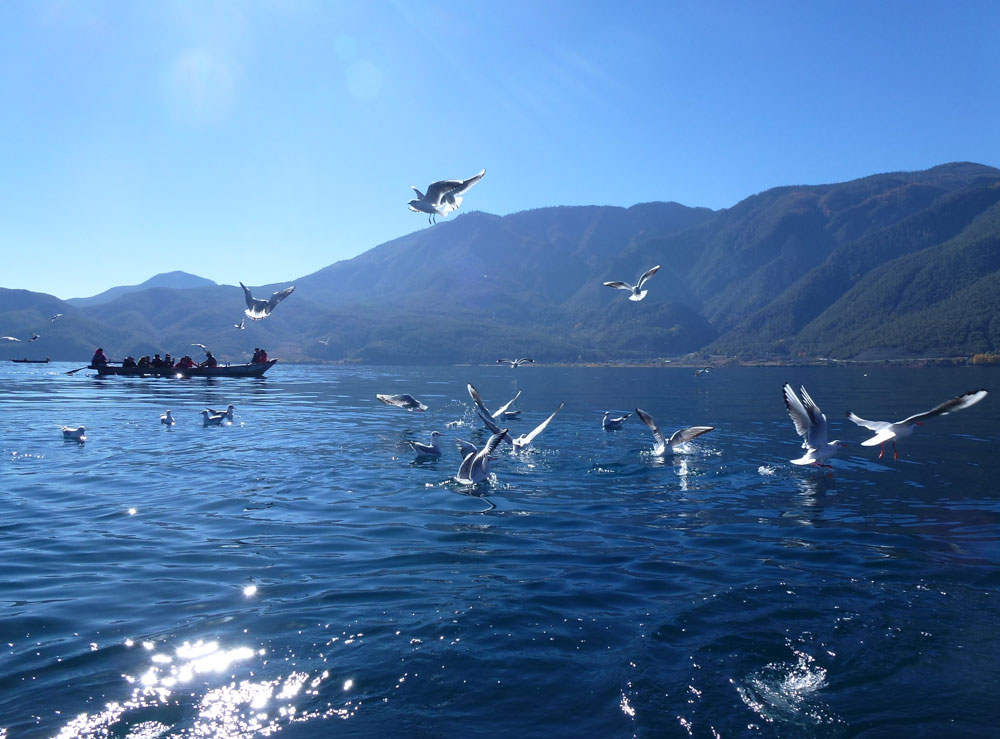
[1,362,998,737]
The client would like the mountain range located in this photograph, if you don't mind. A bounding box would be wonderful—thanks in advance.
[2,161,999,364]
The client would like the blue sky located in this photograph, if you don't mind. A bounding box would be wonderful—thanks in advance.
[2,1,998,300]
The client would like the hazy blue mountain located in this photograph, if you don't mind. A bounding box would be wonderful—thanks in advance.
[66,271,217,307]
[3,163,999,363]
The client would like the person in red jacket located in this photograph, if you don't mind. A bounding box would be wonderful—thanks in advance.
[91,348,108,366]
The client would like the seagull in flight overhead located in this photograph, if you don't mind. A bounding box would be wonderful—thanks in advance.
[602,411,632,430]
[50,313,63,322]
[234,319,245,330]
[377,393,428,412]
[455,428,508,484]
[2,336,21,342]
[497,358,534,368]
[847,389,988,460]
[603,265,661,302]
[695,367,711,376]
[635,408,713,456]
[408,169,485,224]
[407,431,443,458]
[240,282,296,321]
[28,333,40,342]
[782,383,845,468]
[191,343,209,352]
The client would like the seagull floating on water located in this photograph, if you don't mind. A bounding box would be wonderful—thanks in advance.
[62,425,86,442]
[602,411,632,430]
[497,358,534,368]
[455,428,508,484]
[783,383,845,468]
[160,410,175,426]
[847,389,988,460]
[377,393,428,412]
[240,282,296,321]
[603,265,661,302]
[201,409,228,426]
[408,169,485,225]
[407,431,442,457]
[205,404,236,422]
[635,408,713,456]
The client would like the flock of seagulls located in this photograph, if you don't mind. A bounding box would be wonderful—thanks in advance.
[63,405,237,442]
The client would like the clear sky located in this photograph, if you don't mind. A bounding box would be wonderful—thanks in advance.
[1,1,998,300]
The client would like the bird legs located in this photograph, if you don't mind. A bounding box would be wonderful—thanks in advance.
[877,442,900,460]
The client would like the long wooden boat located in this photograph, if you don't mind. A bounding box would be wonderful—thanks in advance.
[93,359,277,378]
[11,358,50,364]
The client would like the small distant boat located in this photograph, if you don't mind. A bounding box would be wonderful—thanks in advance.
[93,359,278,378]
[11,358,50,364]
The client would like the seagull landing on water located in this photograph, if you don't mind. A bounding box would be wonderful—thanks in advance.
[783,383,845,468]
[847,389,988,460]
[408,169,485,225]
[160,410,175,426]
[603,265,661,302]
[62,425,86,442]
[455,428,508,485]
[497,358,534,368]
[377,393,428,412]
[240,282,295,321]
[602,411,632,430]
[635,408,713,456]
[407,431,442,458]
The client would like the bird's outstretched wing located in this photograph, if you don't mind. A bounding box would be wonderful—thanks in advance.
[467,383,493,418]
[240,282,258,311]
[667,426,715,446]
[784,383,828,449]
[425,179,464,205]
[451,169,486,197]
[898,389,988,425]
[267,286,295,312]
[492,390,522,419]
[603,281,632,291]
[518,402,564,446]
[635,408,665,449]
[636,265,661,290]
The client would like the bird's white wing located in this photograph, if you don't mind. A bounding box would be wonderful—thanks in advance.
[846,411,891,433]
[797,385,829,448]
[519,402,564,445]
[467,383,495,418]
[636,265,661,290]
[456,439,478,458]
[497,359,513,366]
[456,450,477,483]
[191,343,208,351]
[897,389,988,425]
[492,390,521,419]
[240,282,258,311]
[667,426,715,446]
[267,285,295,312]
[603,281,633,291]
[2,336,21,341]
[424,179,464,205]
[410,186,424,199]
[635,408,666,449]
[449,169,485,197]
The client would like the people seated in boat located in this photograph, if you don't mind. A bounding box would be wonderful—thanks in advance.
[122,356,137,368]
[257,348,269,363]
[251,347,261,363]
[200,351,218,368]
[174,355,197,369]
[91,348,108,366]
[163,353,173,367]
[137,356,152,368]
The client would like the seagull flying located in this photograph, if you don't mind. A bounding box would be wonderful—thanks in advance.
[635,408,713,456]
[408,169,485,225]
[783,384,845,468]
[455,428,508,484]
[497,358,534,368]
[602,411,632,430]
[28,333,40,342]
[317,338,330,346]
[240,282,296,321]
[407,431,443,457]
[234,319,245,330]
[695,367,711,376]
[847,389,988,460]
[2,336,21,342]
[191,343,209,352]
[603,265,661,302]
[161,410,175,426]
[471,391,564,449]
[377,393,428,412]
[61,425,86,442]
[50,313,63,322]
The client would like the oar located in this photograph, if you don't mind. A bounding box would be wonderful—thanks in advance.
[65,365,92,375]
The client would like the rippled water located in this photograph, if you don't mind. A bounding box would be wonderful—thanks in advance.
[1,363,998,737]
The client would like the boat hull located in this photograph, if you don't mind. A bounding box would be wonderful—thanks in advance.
[93,359,277,378]
[11,359,50,364]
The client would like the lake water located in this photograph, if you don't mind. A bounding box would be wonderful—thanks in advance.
[1,363,998,738]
